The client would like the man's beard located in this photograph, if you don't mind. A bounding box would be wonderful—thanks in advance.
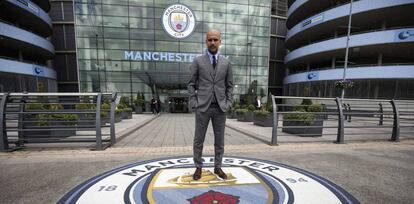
[208,46,218,54]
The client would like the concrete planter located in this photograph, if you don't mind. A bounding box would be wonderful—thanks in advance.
[253,114,273,127]
[282,115,324,137]
[227,111,237,119]
[134,106,143,114]
[237,112,254,122]
[121,111,132,119]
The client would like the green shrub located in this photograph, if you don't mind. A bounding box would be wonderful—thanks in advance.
[235,108,249,114]
[307,104,323,112]
[25,103,44,110]
[254,110,270,117]
[247,104,255,112]
[75,103,95,110]
[101,102,111,110]
[285,103,323,126]
[117,103,127,110]
[123,108,133,113]
[119,96,131,108]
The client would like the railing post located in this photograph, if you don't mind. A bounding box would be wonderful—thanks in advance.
[378,103,383,126]
[0,93,9,151]
[347,103,351,122]
[335,97,345,144]
[110,92,117,144]
[271,95,278,145]
[390,99,400,142]
[18,93,28,147]
[344,103,348,121]
[95,93,103,150]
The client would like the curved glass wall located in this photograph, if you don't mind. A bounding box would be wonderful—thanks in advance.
[74,0,271,106]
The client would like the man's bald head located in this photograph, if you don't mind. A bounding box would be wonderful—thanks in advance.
[206,28,221,54]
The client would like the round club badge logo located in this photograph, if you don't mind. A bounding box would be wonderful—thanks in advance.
[58,156,359,204]
[162,4,196,39]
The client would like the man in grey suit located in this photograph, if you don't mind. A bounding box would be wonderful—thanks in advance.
[188,28,233,180]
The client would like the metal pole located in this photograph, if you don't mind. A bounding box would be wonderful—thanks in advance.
[335,97,345,144]
[95,93,103,150]
[271,95,278,145]
[96,34,101,92]
[341,0,353,99]
[390,99,400,142]
[0,93,9,151]
[110,92,117,144]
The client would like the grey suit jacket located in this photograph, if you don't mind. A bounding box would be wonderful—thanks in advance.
[188,53,233,112]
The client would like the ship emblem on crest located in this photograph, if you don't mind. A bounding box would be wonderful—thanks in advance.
[162,4,196,39]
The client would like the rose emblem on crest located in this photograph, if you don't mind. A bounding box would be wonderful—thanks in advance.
[188,190,240,204]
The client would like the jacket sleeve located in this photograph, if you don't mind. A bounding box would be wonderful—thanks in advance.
[225,62,234,108]
[187,59,198,108]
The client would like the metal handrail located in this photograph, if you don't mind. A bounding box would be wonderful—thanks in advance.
[270,95,413,145]
[0,92,118,151]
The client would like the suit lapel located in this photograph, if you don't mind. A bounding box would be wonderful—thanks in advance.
[214,55,223,79]
[202,54,215,80]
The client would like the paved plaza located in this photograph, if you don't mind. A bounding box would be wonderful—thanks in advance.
[0,113,413,204]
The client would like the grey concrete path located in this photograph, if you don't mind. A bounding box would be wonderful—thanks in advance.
[1,113,414,204]
[226,116,414,144]
[115,113,264,147]
[0,140,413,204]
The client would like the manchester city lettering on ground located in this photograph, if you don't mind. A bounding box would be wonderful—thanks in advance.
[58,156,359,204]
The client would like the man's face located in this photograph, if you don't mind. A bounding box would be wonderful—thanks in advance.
[206,30,221,54]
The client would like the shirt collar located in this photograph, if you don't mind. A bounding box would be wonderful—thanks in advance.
[207,50,218,62]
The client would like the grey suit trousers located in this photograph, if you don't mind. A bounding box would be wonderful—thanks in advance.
[193,104,226,168]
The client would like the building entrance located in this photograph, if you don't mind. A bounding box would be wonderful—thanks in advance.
[169,97,189,113]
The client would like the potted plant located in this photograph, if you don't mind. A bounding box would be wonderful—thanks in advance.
[227,102,239,119]
[253,104,273,127]
[282,101,324,137]
[101,102,111,124]
[75,103,96,126]
[134,92,145,114]
[236,104,255,122]
[115,109,122,122]
[121,107,133,119]
[335,80,354,89]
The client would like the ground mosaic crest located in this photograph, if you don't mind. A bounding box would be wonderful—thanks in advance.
[58,156,359,204]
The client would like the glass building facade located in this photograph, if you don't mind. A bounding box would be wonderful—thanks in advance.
[74,0,271,108]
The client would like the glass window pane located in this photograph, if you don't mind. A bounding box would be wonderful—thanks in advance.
[75,3,102,15]
[130,29,154,40]
[227,3,248,15]
[179,42,202,53]
[102,5,128,16]
[104,27,129,38]
[226,14,248,25]
[103,16,128,27]
[129,6,154,18]
[249,5,270,17]
[76,26,103,37]
[76,14,102,26]
[129,18,154,29]
[130,40,155,50]
[204,1,226,13]
[204,12,226,23]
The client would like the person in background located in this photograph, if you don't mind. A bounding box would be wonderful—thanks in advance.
[150,96,157,114]
[254,96,261,110]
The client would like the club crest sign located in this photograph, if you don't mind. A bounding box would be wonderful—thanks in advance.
[58,156,359,204]
[162,4,196,39]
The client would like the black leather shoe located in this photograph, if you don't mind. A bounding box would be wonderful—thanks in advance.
[214,167,227,180]
[193,167,202,180]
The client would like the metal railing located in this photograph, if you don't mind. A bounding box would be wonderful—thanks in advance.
[0,92,117,151]
[271,96,414,145]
